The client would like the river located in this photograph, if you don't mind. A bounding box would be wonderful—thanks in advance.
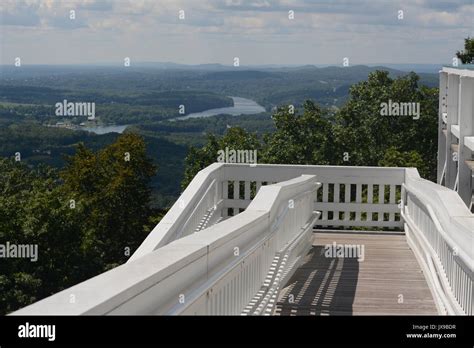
[80,124,129,135]
[79,96,265,134]
[171,96,265,121]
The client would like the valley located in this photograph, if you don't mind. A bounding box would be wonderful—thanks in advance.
[0,64,439,209]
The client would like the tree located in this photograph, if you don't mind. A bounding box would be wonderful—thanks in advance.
[0,159,85,314]
[456,37,474,64]
[333,71,438,180]
[262,101,335,165]
[379,147,427,175]
[181,127,261,189]
[0,133,158,314]
[61,133,157,269]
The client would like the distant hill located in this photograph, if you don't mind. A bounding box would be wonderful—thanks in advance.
[0,63,440,208]
[0,64,438,111]
[368,64,443,74]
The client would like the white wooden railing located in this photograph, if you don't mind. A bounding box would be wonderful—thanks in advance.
[129,163,224,260]
[10,164,473,316]
[402,168,473,315]
[438,67,474,209]
[219,164,404,230]
[12,172,320,315]
[131,164,405,262]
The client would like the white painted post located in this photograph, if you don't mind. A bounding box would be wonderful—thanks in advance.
[458,76,474,206]
[367,184,374,221]
[438,71,448,184]
[233,181,240,215]
[334,183,340,225]
[445,74,460,190]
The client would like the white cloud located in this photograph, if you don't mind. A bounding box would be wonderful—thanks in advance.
[1,0,472,65]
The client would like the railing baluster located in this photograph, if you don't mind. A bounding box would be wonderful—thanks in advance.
[389,184,396,223]
[367,184,374,221]
[233,181,240,216]
[244,181,251,200]
[322,183,328,223]
[356,183,362,222]
[344,183,350,221]
[378,184,385,222]
[333,183,340,224]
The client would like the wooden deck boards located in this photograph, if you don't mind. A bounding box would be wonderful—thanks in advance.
[274,232,437,316]
[465,160,474,171]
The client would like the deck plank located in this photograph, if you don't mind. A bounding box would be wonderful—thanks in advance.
[275,232,437,315]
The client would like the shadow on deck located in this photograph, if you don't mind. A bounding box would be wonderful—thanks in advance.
[275,232,437,316]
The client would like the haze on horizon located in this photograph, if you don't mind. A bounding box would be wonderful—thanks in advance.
[1,0,473,66]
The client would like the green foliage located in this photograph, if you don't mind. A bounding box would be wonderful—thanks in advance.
[379,147,428,175]
[0,160,85,314]
[61,133,157,267]
[0,122,115,167]
[333,71,437,180]
[0,122,186,209]
[456,37,474,64]
[262,101,335,164]
[0,133,158,314]
[183,71,439,185]
[0,87,233,124]
[1,65,438,118]
[181,127,261,189]
[136,112,274,147]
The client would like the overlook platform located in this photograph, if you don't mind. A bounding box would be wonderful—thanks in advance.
[10,66,474,317]
[12,163,473,316]
[275,231,437,315]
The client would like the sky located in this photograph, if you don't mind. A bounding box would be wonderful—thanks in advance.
[1,0,473,66]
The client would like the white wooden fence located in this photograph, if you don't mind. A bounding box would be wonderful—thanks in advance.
[11,164,473,316]
[402,168,473,315]
[131,164,405,263]
[12,173,319,315]
[219,164,404,230]
[438,67,474,209]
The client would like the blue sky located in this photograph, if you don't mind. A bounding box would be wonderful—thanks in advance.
[1,0,473,65]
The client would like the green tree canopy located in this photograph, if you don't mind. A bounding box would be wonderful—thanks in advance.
[182,70,439,183]
[61,133,157,268]
[0,159,85,314]
[182,127,261,189]
[333,71,437,179]
[378,147,427,175]
[262,101,335,165]
[0,133,157,314]
[456,37,474,64]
